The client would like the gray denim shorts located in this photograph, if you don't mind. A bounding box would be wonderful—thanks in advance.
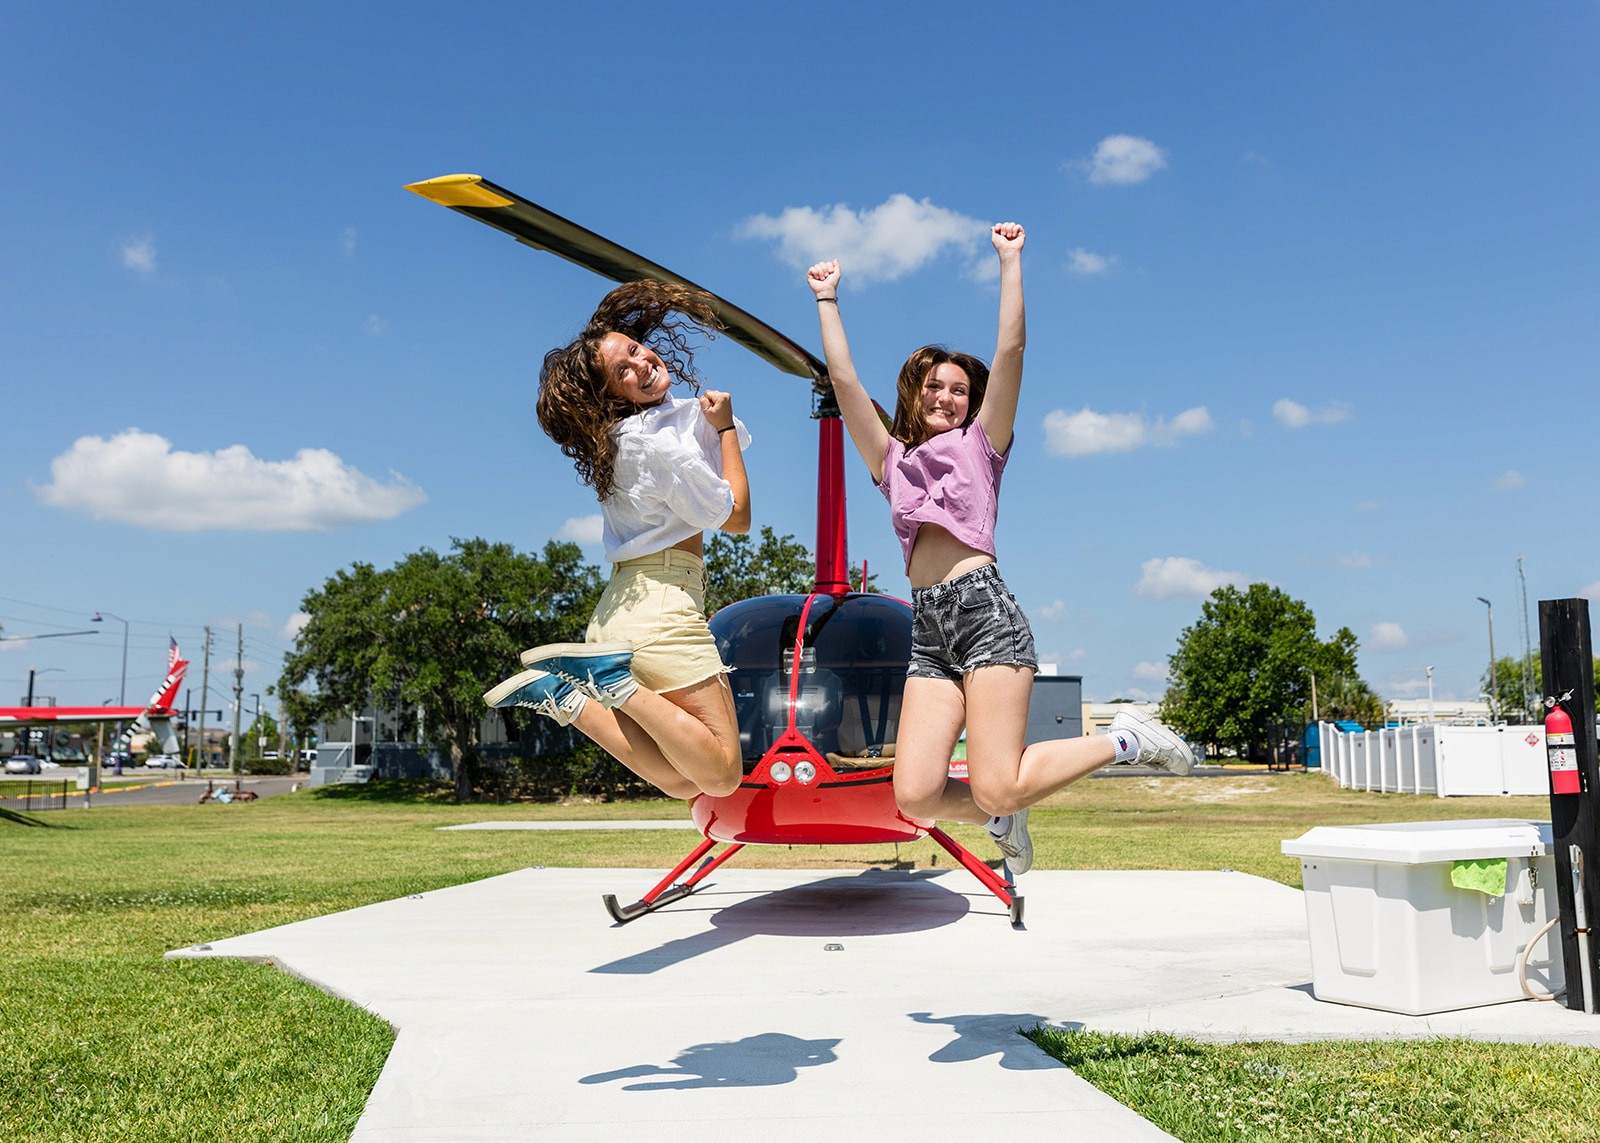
[908,564,1039,681]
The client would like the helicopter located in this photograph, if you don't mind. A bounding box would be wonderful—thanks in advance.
[406,174,1024,927]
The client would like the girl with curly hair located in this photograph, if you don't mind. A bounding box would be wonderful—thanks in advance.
[805,224,1193,878]
[486,280,751,799]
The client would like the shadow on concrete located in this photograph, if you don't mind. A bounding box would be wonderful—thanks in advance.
[579,1031,842,1090]
[590,869,971,975]
[908,1010,1063,1070]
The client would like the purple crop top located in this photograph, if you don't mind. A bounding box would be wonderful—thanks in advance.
[876,419,1011,572]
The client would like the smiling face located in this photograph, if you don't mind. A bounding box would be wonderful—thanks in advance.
[919,361,972,435]
[597,331,671,406]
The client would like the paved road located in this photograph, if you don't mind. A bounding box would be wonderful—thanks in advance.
[0,771,304,809]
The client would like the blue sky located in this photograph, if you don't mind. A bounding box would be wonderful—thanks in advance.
[3,2,1596,717]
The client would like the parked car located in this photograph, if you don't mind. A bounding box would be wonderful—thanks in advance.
[3,755,43,774]
[145,755,183,769]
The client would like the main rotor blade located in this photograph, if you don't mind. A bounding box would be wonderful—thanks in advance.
[405,174,826,387]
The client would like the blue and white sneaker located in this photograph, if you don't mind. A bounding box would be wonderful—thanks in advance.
[518,642,638,710]
[1109,708,1195,776]
[483,668,586,727]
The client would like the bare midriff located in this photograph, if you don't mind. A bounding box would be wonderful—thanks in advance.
[670,533,705,559]
[907,522,995,590]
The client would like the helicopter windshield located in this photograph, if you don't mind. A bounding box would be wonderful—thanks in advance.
[711,593,913,769]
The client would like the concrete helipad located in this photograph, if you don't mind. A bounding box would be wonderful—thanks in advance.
[170,859,1600,1141]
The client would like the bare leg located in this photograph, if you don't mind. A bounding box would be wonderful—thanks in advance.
[962,665,1114,817]
[569,704,702,800]
[568,673,742,799]
[892,676,989,825]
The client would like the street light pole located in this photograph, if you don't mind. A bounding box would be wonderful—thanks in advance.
[89,611,129,705]
[25,668,63,755]
[1426,665,1436,724]
[1476,597,1498,720]
[91,610,131,769]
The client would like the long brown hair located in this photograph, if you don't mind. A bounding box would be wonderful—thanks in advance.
[537,281,722,500]
[889,345,990,449]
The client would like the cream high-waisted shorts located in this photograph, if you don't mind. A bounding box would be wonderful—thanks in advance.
[585,549,730,693]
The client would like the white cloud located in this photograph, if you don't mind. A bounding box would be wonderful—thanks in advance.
[1272,398,1350,428]
[1386,673,1430,698]
[1493,470,1527,491]
[363,314,388,337]
[1579,581,1600,603]
[122,235,156,275]
[1066,248,1114,275]
[1370,621,1409,650]
[1082,135,1168,185]
[737,194,987,284]
[1042,405,1213,456]
[1134,556,1253,600]
[1034,600,1067,622]
[285,612,310,639]
[34,429,427,532]
[340,227,358,256]
[1353,499,1382,513]
[1335,551,1374,570]
[557,515,604,545]
[1133,660,1169,682]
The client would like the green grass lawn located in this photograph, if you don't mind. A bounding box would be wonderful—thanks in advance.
[2,773,1594,1141]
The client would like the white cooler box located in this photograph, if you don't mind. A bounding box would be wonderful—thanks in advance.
[1281,819,1563,1015]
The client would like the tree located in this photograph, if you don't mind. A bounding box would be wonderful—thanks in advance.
[703,526,880,612]
[1163,583,1374,759]
[705,526,814,612]
[1481,652,1600,723]
[236,711,286,773]
[278,538,603,799]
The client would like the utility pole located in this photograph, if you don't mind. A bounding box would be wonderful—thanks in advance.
[197,628,212,772]
[1477,597,1498,720]
[1518,556,1535,721]
[230,623,244,775]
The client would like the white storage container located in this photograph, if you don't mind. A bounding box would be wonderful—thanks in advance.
[1281,819,1563,1015]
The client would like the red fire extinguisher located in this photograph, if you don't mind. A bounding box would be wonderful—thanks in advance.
[1546,699,1581,796]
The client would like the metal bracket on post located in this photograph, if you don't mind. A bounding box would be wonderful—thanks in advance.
[1537,597,1600,1013]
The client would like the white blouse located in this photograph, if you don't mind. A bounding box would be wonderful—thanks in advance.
[601,395,752,563]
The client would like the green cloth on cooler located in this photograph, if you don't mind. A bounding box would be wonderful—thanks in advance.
[1451,858,1508,897]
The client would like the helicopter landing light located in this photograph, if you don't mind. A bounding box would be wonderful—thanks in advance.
[769,761,793,784]
[794,760,818,784]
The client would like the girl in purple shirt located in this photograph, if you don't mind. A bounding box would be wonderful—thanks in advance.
[807,224,1193,878]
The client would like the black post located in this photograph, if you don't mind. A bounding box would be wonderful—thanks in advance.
[1537,598,1599,1013]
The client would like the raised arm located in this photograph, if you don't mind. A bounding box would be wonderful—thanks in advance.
[977,223,1025,453]
[807,260,892,484]
[700,390,751,534]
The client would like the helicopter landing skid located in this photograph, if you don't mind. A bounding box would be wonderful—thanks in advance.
[603,836,746,925]
[602,828,1024,928]
[926,826,1025,928]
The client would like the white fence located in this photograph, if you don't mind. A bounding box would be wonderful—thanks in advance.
[1318,721,1549,797]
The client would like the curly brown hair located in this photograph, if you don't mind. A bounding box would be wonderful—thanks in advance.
[889,345,990,449]
[536,281,722,500]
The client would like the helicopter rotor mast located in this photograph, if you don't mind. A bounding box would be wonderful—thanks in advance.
[405,174,849,595]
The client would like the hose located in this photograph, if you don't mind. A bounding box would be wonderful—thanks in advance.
[1518,913,1566,1002]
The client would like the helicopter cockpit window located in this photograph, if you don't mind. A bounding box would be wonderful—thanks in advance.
[710,593,913,770]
